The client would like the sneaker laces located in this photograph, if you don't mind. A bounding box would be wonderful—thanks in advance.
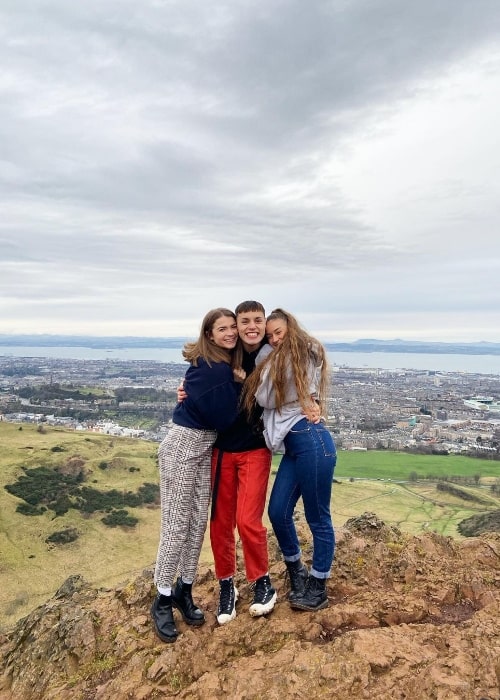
[218,579,234,612]
[252,575,271,602]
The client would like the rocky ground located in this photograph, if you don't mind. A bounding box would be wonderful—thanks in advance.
[0,513,499,700]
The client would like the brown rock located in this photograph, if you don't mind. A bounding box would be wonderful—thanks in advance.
[0,512,499,700]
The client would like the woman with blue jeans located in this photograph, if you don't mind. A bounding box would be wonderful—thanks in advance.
[243,308,336,611]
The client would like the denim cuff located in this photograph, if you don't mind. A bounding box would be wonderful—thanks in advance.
[283,551,302,564]
[310,568,330,579]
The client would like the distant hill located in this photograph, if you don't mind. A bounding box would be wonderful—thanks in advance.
[323,338,500,355]
[1,334,500,355]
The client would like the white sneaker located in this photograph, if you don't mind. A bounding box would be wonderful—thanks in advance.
[249,574,277,617]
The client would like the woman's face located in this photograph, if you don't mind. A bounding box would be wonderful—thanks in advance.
[209,315,238,349]
[266,318,288,348]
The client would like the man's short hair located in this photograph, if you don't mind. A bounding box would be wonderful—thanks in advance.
[235,300,265,316]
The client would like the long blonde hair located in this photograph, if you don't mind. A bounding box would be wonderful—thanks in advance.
[183,308,237,366]
[242,308,329,414]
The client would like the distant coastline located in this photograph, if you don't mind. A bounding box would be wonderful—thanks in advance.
[1,334,500,356]
[0,335,190,350]
[324,339,500,356]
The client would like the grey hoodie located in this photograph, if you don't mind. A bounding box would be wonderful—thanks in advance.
[254,343,321,453]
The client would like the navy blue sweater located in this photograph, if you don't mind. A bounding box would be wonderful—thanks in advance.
[214,346,268,453]
[173,358,239,432]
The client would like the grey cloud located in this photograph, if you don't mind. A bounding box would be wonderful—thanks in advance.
[190,2,500,143]
[1,1,500,339]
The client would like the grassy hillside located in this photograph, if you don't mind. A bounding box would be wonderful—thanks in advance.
[1,423,499,630]
[0,422,161,631]
[331,479,499,537]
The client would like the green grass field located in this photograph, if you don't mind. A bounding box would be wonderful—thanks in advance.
[270,450,500,540]
[1,423,499,630]
[332,449,500,480]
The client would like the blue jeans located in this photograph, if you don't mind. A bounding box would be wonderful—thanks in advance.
[268,419,336,578]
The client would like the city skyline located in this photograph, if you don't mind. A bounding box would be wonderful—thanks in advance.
[1,1,500,343]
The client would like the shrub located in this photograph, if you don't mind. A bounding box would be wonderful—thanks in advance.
[6,466,158,519]
[457,510,500,536]
[101,509,138,528]
[46,528,79,544]
[138,482,160,503]
[5,466,82,506]
[52,495,72,517]
[436,482,485,503]
[16,503,46,516]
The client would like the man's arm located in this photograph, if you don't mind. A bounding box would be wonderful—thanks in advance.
[177,367,245,400]
[177,380,187,403]
[233,367,246,383]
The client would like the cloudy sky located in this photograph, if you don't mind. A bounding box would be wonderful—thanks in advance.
[2,0,500,343]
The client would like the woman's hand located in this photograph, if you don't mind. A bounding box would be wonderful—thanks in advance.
[233,367,246,383]
[303,402,321,424]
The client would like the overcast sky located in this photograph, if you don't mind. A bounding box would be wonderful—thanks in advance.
[1,0,500,343]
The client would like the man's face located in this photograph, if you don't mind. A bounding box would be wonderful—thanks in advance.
[237,309,266,351]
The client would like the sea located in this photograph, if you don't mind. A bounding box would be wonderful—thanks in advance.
[1,346,500,375]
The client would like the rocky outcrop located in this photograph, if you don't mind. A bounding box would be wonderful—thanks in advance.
[1,513,499,700]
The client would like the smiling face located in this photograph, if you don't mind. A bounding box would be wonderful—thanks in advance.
[266,318,288,348]
[209,316,238,350]
[236,310,266,351]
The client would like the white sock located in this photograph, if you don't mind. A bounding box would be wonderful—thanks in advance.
[157,586,172,596]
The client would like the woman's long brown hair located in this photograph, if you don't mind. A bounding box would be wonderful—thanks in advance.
[182,308,237,367]
[242,308,329,414]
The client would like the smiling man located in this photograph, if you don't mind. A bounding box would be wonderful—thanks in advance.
[209,300,277,625]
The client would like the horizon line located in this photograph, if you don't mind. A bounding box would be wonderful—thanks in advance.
[0,333,499,347]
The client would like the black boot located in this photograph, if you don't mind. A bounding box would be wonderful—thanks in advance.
[151,594,178,643]
[285,560,308,601]
[289,574,328,611]
[171,577,205,626]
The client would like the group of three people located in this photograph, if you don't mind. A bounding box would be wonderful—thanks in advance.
[151,300,337,643]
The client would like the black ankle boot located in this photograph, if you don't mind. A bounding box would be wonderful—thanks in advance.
[289,574,328,611]
[151,594,178,643]
[172,577,205,626]
[285,560,308,601]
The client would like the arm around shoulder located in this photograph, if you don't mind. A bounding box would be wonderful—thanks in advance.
[198,361,240,432]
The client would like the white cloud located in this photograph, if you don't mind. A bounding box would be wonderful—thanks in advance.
[1,0,500,341]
